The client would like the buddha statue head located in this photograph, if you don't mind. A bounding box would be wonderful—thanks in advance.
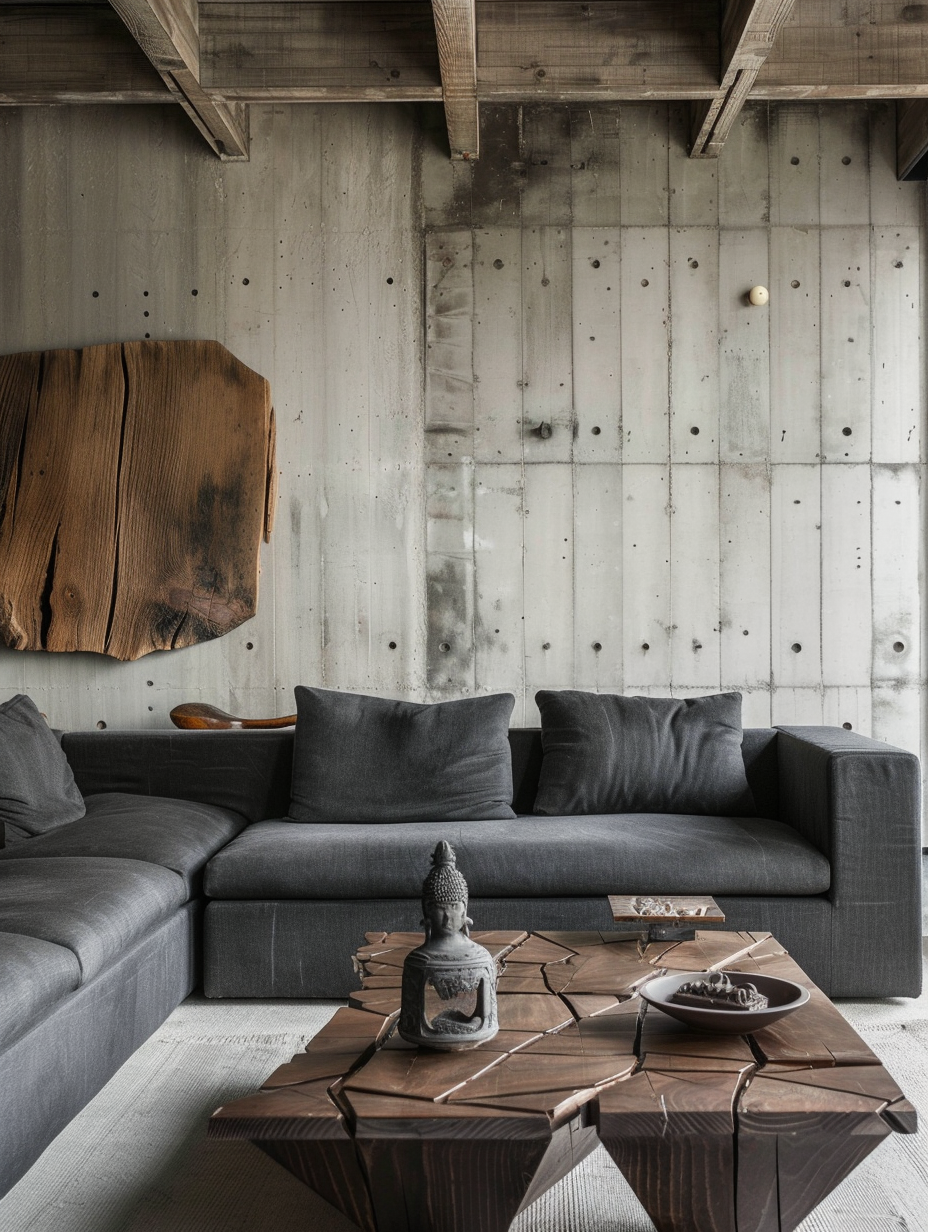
[421,841,472,951]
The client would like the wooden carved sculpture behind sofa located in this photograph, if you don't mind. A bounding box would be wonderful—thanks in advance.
[0,340,276,660]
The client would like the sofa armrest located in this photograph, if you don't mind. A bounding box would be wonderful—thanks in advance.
[776,726,920,894]
[776,725,922,995]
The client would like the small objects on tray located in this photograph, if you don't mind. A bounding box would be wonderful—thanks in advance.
[672,970,769,1012]
[630,896,706,918]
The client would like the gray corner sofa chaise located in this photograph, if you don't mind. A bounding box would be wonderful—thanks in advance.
[0,722,921,1199]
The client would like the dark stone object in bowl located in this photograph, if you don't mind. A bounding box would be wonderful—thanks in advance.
[673,970,768,1010]
[641,970,810,1034]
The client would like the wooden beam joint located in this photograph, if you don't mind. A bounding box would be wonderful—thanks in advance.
[431,0,478,160]
[690,0,796,158]
[108,0,248,158]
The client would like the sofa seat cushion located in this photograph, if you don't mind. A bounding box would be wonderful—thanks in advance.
[0,930,81,1049]
[204,815,830,900]
[0,793,249,896]
[0,858,187,983]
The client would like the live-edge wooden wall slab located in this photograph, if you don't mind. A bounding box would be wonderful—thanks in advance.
[0,100,925,826]
[421,101,927,813]
[0,104,427,727]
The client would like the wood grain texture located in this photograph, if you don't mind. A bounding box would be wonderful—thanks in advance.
[200,2,441,95]
[0,4,170,103]
[170,702,296,727]
[210,929,911,1232]
[109,0,200,78]
[431,0,479,159]
[758,0,928,94]
[258,1139,378,1232]
[12,0,928,117]
[475,0,722,100]
[107,0,250,157]
[692,0,798,159]
[0,339,274,660]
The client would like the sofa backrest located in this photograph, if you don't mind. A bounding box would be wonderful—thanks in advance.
[510,727,778,818]
[64,726,780,822]
[63,730,295,823]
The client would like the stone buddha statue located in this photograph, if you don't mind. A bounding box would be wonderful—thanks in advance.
[398,841,499,1050]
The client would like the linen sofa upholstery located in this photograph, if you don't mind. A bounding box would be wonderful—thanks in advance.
[289,686,517,822]
[532,689,756,816]
[197,724,919,1000]
[0,904,198,1199]
[0,694,85,836]
[0,793,249,896]
[0,773,246,1200]
[204,814,830,900]
[0,858,187,982]
[61,730,293,822]
[776,726,922,998]
[0,932,81,1050]
[57,727,782,827]
[0,719,919,1204]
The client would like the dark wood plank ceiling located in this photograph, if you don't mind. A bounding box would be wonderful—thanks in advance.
[2,0,928,174]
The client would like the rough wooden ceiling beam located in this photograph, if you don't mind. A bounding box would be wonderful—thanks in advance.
[107,0,249,157]
[5,0,928,184]
[896,99,928,180]
[210,82,928,104]
[431,0,479,159]
[690,0,797,158]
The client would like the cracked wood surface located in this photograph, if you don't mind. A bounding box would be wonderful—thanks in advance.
[209,928,914,1232]
[0,339,275,660]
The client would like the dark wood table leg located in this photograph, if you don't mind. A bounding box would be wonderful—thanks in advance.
[356,1137,554,1232]
[258,1140,378,1232]
[597,1071,739,1232]
[737,1076,894,1232]
[733,1125,780,1232]
[515,1116,602,1218]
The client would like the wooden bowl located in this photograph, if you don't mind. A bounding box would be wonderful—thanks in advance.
[640,970,810,1034]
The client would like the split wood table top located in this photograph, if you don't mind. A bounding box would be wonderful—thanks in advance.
[209,929,915,1232]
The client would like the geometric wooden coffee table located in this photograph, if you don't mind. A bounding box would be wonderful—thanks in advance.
[209,929,916,1232]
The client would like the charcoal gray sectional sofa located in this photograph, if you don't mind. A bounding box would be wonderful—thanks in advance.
[0,722,921,1199]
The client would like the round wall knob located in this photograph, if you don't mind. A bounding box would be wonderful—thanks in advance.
[748,285,769,306]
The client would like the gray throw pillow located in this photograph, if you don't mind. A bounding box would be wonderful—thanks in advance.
[289,687,516,823]
[533,690,756,817]
[0,694,85,836]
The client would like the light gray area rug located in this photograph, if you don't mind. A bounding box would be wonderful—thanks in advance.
[2,957,926,1232]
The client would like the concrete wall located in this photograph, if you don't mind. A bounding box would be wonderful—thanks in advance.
[0,103,427,726]
[0,102,924,799]
[420,102,927,766]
